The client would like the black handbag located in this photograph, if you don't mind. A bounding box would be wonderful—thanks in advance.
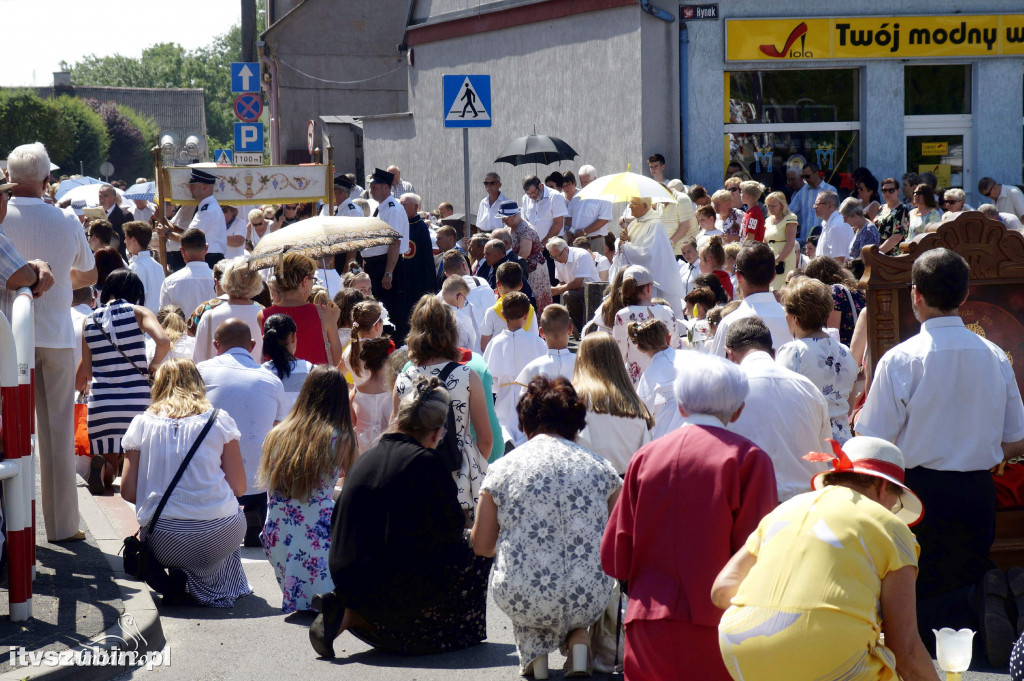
[122,409,220,595]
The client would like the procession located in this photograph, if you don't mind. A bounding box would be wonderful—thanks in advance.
[5,2,1024,681]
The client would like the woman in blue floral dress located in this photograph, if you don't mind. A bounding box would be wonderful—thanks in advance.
[777,278,858,443]
[259,365,357,613]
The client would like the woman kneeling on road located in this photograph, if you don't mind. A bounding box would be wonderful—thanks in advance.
[309,374,491,658]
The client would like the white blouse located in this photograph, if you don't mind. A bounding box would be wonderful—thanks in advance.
[122,409,242,524]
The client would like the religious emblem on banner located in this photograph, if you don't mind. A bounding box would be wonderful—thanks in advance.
[754,144,773,173]
[815,141,835,170]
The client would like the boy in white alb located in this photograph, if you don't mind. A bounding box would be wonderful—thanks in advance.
[479,260,539,352]
[442,249,494,330]
[440,275,479,353]
[516,304,576,393]
[483,291,547,446]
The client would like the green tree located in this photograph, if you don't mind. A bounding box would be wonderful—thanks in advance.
[48,96,110,176]
[0,90,73,163]
[62,25,244,152]
[85,99,159,182]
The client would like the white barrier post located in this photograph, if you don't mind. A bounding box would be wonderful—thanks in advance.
[11,287,34,579]
[0,287,33,621]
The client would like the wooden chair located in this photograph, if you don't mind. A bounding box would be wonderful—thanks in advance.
[860,211,1024,569]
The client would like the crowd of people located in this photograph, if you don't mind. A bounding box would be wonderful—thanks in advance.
[4,137,1024,680]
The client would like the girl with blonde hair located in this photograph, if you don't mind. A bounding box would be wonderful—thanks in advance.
[120,358,250,606]
[343,299,385,386]
[739,181,766,243]
[259,365,357,613]
[258,252,342,366]
[573,332,654,474]
[763,191,799,290]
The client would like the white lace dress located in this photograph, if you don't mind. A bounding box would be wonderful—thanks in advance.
[482,434,621,673]
[612,304,680,384]
[394,361,487,521]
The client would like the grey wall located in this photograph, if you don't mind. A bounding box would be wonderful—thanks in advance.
[684,0,1024,202]
[364,4,658,217]
[264,0,409,160]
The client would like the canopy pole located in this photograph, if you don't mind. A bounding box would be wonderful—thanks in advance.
[151,140,168,274]
[463,129,470,227]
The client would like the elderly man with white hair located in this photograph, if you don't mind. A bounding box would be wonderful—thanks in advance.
[977,203,1024,232]
[562,169,611,253]
[546,236,598,335]
[602,352,777,681]
[613,196,685,315]
[477,172,510,234]
[2,142,97,542]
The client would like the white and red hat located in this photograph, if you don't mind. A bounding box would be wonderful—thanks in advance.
[807,437,924,526]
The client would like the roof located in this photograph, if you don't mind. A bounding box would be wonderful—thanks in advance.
[29,85,208,152]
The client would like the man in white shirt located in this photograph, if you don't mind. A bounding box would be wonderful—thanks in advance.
[522,174,568,244]
[978,203,1024,232]
[198,318,288,546]
[476,172,509,234]
[130,199,155,224]
[321,174,363,218]
[710,242,792,357]
[124,221,165,312]
[723,317,830,502]
[362,168,411,341]
[813,191,854,264]
[678,237,701,297]
[857,248,1024,649]
[789,162,837,242]
[979,176,1024,219]
[2,142,97,542]
[546,237,598,335]
[221,205,247,259]
[159,228,217,317]
[185,168,228,266]
[562,170,611,252]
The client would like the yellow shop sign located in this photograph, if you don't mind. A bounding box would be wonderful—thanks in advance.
[726,15,1024,61]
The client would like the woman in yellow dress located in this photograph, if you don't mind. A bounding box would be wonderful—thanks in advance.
[762,191,799,290]
[712,437,941,681]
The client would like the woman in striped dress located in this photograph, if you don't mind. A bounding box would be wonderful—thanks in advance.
[76,269,169,495]
[120,358,252,607]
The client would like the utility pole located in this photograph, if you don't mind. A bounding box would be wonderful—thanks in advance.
[241,0,257,62]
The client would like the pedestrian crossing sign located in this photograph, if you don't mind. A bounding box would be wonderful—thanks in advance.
[214,149,233,165]
[443,75,491,129]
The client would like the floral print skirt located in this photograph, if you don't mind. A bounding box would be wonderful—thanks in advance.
[262,490,335,613]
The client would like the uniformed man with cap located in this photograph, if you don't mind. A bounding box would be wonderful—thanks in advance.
[320,173,363,218]
[362,168,410,341]
[186,168,228,267]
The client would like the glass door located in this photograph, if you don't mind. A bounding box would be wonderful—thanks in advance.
[904,115,972,197]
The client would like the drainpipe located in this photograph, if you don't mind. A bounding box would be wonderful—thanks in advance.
[260,48,281,164]
[639,0,673,22]
[679,20,688,181]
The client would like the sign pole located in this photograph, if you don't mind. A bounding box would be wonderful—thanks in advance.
[327,136,336,215]
[463,128,471,231]
[151,141,168,274]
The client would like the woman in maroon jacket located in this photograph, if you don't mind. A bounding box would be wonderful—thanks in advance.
[602,352,778,681]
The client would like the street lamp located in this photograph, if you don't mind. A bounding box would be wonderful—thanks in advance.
[933,628,974,681]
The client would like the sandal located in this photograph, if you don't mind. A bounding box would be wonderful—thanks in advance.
[87,454,106,495]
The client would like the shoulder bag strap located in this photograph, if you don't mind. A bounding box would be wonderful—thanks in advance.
[843,286,861,325]
[89,311,148,379]
[437,361,460,383]
[144,409,220,534]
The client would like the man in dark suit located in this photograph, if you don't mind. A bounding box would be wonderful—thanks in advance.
[434,224,469,291]
[98,184,128,260]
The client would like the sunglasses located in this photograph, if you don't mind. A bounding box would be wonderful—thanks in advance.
[881,187,897,193]
[251,220,265,227]
[728,187,740,193]
[981,190,992,197]
[802,174,813,179]
[942,199,960,205]
[284,204,298,210]
[483,181,499,186]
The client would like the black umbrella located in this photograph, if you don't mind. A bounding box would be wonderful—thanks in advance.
[494,134,578,166]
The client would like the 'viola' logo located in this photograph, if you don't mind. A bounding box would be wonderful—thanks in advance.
[759,22,810,58]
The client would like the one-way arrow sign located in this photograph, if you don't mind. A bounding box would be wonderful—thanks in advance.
[231,62,261,94]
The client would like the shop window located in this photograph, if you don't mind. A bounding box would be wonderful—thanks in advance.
[725,69,860,193]
[727,69,859,125]
[904,65,970,116]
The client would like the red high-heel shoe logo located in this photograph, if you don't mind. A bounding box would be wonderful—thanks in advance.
[759,22,809,58]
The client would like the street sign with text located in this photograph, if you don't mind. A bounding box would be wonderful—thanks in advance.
[681,4,718,20]
[233,152,264,166]
[230,62,261,93]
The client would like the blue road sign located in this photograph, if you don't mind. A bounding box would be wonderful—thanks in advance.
[233,123,264,153]
[443,75,491,129]
[233,94,263,123]
[231,62,261,94]
[214,149,234,165]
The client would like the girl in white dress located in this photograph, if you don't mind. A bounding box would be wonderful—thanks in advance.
[351,338,394,454]
[611,265,680,385]
[630,319,688,440]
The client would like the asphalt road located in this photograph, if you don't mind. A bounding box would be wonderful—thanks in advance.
[103,548,1012,681]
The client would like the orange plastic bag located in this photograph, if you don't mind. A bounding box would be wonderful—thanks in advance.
[74,402,90,457]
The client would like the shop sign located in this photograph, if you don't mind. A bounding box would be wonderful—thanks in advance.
[919,164,951,188]
[921,142,948,156]
[726,15,1024,61]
